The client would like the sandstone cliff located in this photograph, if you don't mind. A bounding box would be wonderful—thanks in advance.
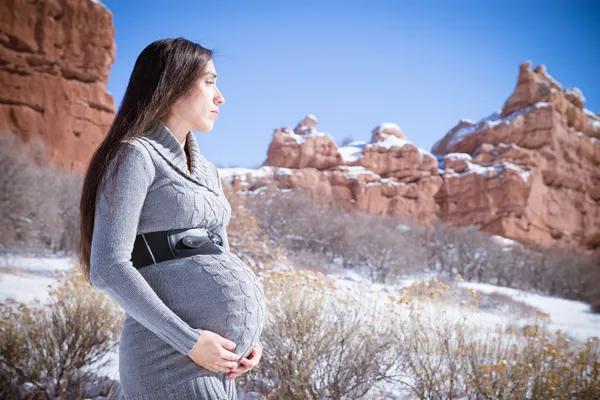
[0,0,116,171]
[224,62,599,254]
[228,115,443,225]
[433,62,599,253]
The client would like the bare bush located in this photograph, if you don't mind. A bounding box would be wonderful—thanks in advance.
[425,220,600,308]
[426,221,494,281]
[0,264,123,399]
[246,190,425,281]
[340,214,425,283]
[239,268,401,398]
[0,133,83,256]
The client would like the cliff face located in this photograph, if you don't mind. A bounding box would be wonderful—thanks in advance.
[224,62,599,254]
[259,116,442,224]
[0,0,116,171]
[433,62,600,253]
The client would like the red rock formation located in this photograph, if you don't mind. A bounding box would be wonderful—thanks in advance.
[225,62,599,254]
[433,62,600,253]
[263,115,344,170]
[0,0,116,172]
[221,164,442,225]
[359,124,439,182]
[233,118,443,224]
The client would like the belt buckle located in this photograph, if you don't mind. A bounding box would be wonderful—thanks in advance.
[208,230,223,246]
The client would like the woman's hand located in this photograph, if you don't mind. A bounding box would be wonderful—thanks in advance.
[187,330,241,373]
[227,341,262,380]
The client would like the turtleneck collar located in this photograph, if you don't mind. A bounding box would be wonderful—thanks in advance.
[139,121,221,195]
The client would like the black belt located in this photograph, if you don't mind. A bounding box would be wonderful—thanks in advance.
[131,228,224,270]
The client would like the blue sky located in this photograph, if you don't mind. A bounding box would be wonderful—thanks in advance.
[101,0,599,168]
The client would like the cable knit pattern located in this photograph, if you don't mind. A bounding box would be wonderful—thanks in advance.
[89,121,266,399]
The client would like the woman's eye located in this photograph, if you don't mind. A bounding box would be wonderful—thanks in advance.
[207,81,215,86]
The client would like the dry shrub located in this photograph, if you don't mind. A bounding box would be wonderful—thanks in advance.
[0,263,123,399]
[238,267,401,399]
[238,267,600,399]
[220,182,287,272]
[285,248,334,275]
[426,220,600,309]
[0,132,82,256]
[245,189,425,280]
[391,278,600,399]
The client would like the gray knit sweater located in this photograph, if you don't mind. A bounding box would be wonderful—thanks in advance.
[89,121,266,365]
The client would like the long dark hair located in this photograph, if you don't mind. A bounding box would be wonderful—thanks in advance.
[79,37,213,282]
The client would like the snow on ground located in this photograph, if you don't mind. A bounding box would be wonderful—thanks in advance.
[0,254,75,304]
[456,280,600,344]
[328,268,599,347]
[2,254,599,387]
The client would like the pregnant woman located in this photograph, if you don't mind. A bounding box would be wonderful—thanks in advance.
[78,38,267,399]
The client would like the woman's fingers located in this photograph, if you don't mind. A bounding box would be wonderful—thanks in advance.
[227,364,250,379]
[226,343,263,379]
[239,356,258,368]
[220,349,242,361]
[220,361,238,370]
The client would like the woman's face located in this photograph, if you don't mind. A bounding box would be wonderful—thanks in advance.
[173,58,225,133]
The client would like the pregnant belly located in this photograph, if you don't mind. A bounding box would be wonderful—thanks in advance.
[161,251,266,354]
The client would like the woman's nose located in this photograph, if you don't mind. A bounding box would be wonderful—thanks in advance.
[215,89,225,105]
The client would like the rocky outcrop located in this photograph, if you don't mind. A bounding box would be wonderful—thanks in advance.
[0,0,116,171]
[263,115,344,170]
[227,118,443,224]
[224,62,599,254]
[433,62,600,253]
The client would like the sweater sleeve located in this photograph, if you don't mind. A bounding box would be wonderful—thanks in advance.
[89,144,202,356]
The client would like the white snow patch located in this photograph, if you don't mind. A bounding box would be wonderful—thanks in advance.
[338,141,366,162]
[443,160,532,184]
[0,272,57,305]
[372,122,402,133]
[336,165,381,179]
[218,166,274,184]
[589,119,600,131]
[274,167,293,177]
[367,134,410,150]
[418,147,435,161]
[445,152,472,161]
[365,178,408,188]
[488,235,517,248]
[286,123,335,145]
[535,65,564,90]
[565,87,586,103]
[583,108,600,120]
[457,281,600,344]
[395,224,411,233]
